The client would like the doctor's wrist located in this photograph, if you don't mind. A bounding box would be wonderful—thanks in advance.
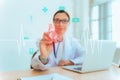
[39,55,48,64]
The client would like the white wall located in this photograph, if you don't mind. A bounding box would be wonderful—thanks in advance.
[73,0,90,43]
[0,0,74,72]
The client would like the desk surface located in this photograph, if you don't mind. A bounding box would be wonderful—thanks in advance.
[0,65,120,80]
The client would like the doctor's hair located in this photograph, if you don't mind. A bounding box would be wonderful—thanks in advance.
[53,10,70,22]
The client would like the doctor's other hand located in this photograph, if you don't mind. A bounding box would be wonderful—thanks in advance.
[58,60,74,66]
[39,32,53,60]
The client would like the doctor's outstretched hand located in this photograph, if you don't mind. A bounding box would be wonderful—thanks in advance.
[39,32,53,63]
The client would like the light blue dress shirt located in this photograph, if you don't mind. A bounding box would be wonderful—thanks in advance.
[31,36,85,70]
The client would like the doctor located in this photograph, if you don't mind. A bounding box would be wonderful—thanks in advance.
[31,10,85,70]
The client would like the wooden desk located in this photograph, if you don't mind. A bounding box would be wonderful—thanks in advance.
[0,65,120,80]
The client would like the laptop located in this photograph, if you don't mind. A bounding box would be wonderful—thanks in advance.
[63,40,116,73]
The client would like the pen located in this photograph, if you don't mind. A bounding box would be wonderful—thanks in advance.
[53,42,56,58]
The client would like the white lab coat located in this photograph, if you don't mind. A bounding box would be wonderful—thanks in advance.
[31,36,85,70]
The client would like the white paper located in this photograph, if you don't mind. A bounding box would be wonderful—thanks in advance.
[20,73,73,80]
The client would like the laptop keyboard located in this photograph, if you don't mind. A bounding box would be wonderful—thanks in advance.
[73,67,82,71]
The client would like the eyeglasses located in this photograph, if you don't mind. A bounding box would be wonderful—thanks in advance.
[53,18,69,24]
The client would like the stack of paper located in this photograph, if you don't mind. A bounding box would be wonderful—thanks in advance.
[19,73,73,80]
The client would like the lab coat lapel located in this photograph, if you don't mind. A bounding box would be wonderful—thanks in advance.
[63,36,72,59]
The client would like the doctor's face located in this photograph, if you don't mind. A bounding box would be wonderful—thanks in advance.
[53,13,69,36]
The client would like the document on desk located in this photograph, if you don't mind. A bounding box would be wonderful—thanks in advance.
[19,73,73,80]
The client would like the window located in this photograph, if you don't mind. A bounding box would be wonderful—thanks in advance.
[91,21,99,39]
[90,6,99,40]
[90,2,112,40]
